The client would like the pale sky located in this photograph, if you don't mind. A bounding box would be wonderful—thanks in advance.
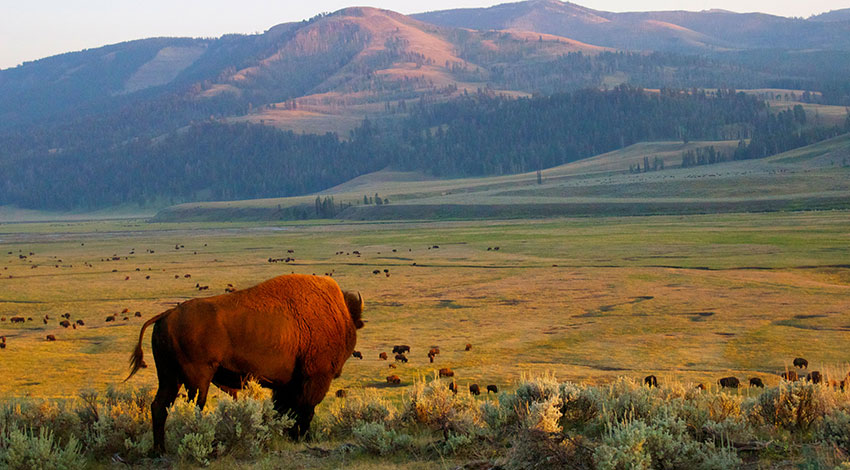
[1,0,846,70]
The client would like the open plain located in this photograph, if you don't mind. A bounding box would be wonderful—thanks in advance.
[1,210,848,402]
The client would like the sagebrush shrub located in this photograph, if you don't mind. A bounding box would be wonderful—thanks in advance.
[321,388,393,438]
[752,381,840,431]
[0,427,86,470]
[166,400,220,465]
[213,391,293,458]
[351,422,414,456]
[83,386,154,462]
[402,375,482,439]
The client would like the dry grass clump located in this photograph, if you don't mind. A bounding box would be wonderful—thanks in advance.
[319,388,394,438]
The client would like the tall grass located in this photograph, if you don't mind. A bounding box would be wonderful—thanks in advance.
[1,375,849,468]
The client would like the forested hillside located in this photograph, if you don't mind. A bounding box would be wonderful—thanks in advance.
[3,87,846,210]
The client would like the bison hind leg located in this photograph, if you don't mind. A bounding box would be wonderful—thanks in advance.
[151,375,181,454]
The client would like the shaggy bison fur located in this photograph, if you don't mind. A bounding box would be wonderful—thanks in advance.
[644,375,658,388]
[793,357,808,369]
[439,368,454,378]
[469,384,480,395]
[126,274,364,453]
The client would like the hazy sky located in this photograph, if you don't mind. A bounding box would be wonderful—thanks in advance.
[2,0,846,70]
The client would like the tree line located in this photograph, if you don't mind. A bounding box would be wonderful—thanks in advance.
[1,87,847,210]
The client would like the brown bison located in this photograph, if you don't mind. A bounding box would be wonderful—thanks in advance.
[806,371,823,384]
[439,368,454,378]
[378,352,388,360]
[394,353,408,363]
[386,375,401,384]
[781,371,799,381]
[465,343,472,351]
[126,274,364,453]
[105,316,115,322]
[793,357,808,369]
[10,317,24,323]
[335,389,347,398]
[695,383,706,391]
[59,320,71,328]
[428,353,435,363]
[448,381,457,394]
[352,351,363,359]
[486,385,498,394]
[392,345,410,354]
[46,335,56,341]
[749,377,764,388]
[76,319,85,326]
[428,347,440,356]
[644,375,658,388]
[469,384,480,396]
[718,377,740,388]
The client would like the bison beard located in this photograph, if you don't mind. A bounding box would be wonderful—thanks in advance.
[126,274,364,454]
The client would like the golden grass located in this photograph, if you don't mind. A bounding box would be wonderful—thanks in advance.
[1,211,848,406]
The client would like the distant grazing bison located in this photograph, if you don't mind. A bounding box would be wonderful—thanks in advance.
[448,381,457,394]
[75,320,85,326]
[386,375,401,385]
[807,371,823,384]
[749,377,765,388]
[644,375,658,388]
[126,274,364,453]
[392,345,410,354]
[428,347,440,356]
[46,335,56,341]
[718,377,740,388]
[105,316,115,322]
[439,368,454,378]
[793,357,808,369]
[487,385,498,394]
[465,343,472,351]
[428,353,435,363]
[394,353,408,363]
[469,384,480,395]
[59,320,71,328]
[695,383,706,391]
[378,352,387,360]
[10,317,24,323]
[352,351,363,359]
[335,389,347,398]
[781,371,799,381]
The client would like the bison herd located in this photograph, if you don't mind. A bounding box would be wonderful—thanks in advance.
[0,308,147,349]
[643,357,840,391]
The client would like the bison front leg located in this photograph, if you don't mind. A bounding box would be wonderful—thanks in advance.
[273,374,333,440]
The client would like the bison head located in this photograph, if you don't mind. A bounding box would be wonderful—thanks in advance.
[343,291,365,329]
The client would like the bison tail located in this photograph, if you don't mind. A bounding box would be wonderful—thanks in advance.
[124,310,170,382]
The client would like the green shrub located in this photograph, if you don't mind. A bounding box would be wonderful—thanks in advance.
[213,390,293,458]
[0,427,85,470]
[320,388,393,438]
[83,386,154,462]
[166,400,221,466]
[402,375,482,439]
[351,422,414,456]
[820,409,850,457]
[752,381,840,431]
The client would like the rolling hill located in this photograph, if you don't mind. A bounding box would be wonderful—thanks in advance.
[152,133,850,222]
[1,2,849,215]
[414,0,850,52]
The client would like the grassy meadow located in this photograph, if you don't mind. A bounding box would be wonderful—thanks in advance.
[1,211,848,399]
[1,210,850,467]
